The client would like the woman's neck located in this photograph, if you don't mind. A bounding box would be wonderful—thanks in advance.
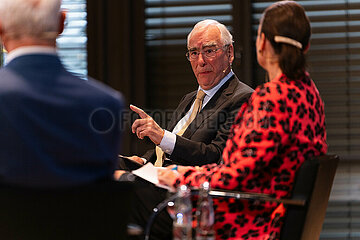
[266,62,283,82]
[261,41,283,82]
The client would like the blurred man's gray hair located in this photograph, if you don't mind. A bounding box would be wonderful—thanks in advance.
[187,19,233,47]
[0,0,62,40]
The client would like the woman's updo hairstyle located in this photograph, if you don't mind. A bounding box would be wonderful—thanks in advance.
[261,1,311,80]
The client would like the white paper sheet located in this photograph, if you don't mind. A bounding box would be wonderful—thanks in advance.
[132,163,172,191]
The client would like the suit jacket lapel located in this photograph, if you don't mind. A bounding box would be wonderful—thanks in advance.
[182,75,239,138]
[167,91,197,131]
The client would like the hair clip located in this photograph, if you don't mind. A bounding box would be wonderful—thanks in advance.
[274,36,302,49]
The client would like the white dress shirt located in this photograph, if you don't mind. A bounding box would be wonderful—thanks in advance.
[158,70,235,158]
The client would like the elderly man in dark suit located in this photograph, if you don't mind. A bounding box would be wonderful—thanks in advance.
[115,19,253,240]
[0,0,124,187]
[121,19,253,170]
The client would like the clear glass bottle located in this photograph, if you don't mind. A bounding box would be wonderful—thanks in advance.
[195,181,215,240]
[172,185,192,240]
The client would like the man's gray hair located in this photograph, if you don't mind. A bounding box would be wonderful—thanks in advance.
[187,19,233,47]
[0,0,62,40]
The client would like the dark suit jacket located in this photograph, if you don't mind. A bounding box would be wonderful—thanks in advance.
[143,75,253,166]
[0,54,124,187]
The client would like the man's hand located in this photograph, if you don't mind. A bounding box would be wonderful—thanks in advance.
[128,155,145,165]
[130,105,164,145]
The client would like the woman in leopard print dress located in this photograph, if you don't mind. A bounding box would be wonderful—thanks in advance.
[159,1,327,239]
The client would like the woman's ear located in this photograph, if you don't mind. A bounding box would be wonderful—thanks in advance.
[259,32,266,53]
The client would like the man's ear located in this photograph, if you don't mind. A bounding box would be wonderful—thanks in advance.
[0,21,6,52]
[58,11,66,35]
[0,21,3,39]
[228,44,234,64]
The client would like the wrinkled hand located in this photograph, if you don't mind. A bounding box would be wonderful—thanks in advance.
[130,105,164,145]
[128,155,145,165]
[113,170,127,180]
[158,168,179,190]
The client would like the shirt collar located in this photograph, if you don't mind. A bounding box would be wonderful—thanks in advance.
[198,70,234,98]
[6,46,57,64]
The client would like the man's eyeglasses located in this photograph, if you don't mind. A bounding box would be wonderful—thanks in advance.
[186,45,229,61]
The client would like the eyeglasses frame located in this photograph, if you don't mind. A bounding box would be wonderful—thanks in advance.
[185,44,230,61]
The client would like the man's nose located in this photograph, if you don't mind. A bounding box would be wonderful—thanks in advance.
[197,52,207,66]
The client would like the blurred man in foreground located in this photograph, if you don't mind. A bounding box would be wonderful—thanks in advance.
[0,0,124,187]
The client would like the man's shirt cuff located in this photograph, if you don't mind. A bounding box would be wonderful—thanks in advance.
[158,130,176,155]
[140,157,147,164]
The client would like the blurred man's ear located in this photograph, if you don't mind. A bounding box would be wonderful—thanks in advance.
[58,11,66,35]
[0,21,6,51]
[0,21,3,39]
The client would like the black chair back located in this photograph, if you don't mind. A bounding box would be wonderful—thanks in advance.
[281,155,339,240]
[0,181,135,240]
[280,157,320,239]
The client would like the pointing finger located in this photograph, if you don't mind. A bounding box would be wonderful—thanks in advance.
[130,104,149,119]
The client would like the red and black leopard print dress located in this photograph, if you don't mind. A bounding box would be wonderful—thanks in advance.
[173,73,327,240]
